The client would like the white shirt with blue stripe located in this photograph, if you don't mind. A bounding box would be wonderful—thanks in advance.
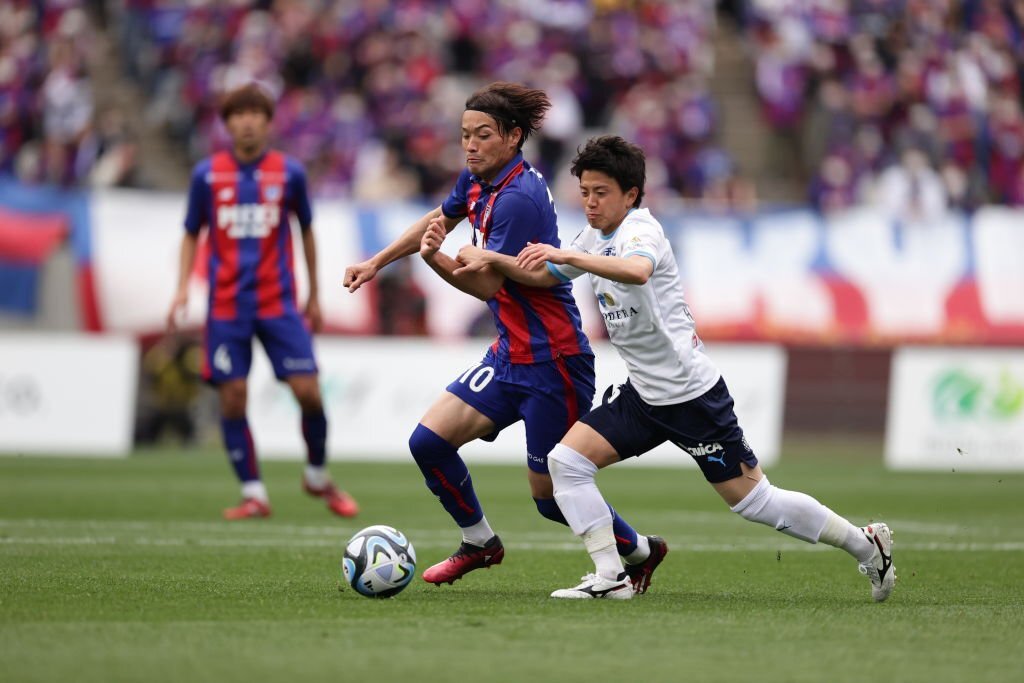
[548,208,720,405]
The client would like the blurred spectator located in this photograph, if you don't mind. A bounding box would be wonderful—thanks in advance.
[740,0,1024,213]
[0,0,140,187]
[135,335,202,445]
[872,146,948,223]
[124,0,727,208]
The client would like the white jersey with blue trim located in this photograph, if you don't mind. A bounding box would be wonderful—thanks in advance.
[548,208,720,405]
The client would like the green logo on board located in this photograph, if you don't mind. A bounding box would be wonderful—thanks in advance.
[932,369,1024,420]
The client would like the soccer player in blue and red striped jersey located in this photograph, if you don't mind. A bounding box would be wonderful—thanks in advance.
[344,82,661,588]
[167,83,358,521]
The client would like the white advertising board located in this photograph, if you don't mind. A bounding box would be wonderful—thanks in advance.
[246,339,785,467]
[0,334,138,455]
[885,347,1024,470]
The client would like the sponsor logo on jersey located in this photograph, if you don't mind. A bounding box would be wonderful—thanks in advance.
[597,293,617,308]
[217,203,281,239]
[601,246,616,256]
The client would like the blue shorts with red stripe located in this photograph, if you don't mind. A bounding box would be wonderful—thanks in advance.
[202,311,317,384]
[446,351,596,473]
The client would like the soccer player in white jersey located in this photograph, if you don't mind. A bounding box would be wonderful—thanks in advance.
[454,136,895,601]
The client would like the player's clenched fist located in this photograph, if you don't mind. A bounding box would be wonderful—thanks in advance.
[419,218,447,259]
[343,260,377,292]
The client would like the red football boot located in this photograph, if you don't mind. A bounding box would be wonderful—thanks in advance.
[422,535,504,586]
[223,498,271,520]
[303,480,360,518]
[624,535,669,595]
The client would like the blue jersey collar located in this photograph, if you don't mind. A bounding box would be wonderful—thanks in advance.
[472,152,525,189]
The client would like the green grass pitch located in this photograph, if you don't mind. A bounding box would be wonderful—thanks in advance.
[2,438,1022,683]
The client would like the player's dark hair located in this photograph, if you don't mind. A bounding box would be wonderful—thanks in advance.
[465,82,550,150]
[219,83,275,122]
[570,136,646,208]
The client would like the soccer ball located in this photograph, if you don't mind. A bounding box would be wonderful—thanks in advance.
[341,525,417,598]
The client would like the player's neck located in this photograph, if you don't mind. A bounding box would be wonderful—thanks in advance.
[232,144,267,165]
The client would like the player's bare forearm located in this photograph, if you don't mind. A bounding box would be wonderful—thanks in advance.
[301,226,319,300]
[461,246,559,288]
[175,233,199,295]
[375,207,460,269]
[423,251,504,301]
[564,252,653,285]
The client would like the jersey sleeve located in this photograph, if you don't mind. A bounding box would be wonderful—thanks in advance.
[441,169,472,219]
[287,159,313,230]
[547,230,588,282]
[619,221,660,270]
[485,192,543,256]
[183,163,209,235]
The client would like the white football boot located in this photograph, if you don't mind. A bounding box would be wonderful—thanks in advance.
[550,572,633,600]
[858,523,896,602]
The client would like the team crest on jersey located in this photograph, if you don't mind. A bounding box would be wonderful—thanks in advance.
[264,185,282,201]
[218,187,234,201]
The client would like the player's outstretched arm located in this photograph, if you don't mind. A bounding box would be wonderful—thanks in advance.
[420,219,504,301]
[456,244,560,288]
[343,206,462,292]
[167,232,199,334]
[518,243,652,285]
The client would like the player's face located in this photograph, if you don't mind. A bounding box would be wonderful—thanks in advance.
[225,108,271,158]
[461,110,521,182]
[578,170,639,234]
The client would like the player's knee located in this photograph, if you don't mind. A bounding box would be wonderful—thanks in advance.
[408,423,449,464]
[218,381,247,418]
[533,497,568,525]
[547,443,595,486]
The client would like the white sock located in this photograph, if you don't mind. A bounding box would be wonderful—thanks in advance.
[549,444,624,579]
[624,534,650,565]
[730,476,828,543]
[242,480,268,503]
[304,465,328,489]
[461,518,496,547]
[819,511,876,562]
[548,444,611,535]
[582,525,624,580]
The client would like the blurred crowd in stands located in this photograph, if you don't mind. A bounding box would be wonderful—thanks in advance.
[4,0,1024,219]
[740,0,1024,218]
[1,0,141,188]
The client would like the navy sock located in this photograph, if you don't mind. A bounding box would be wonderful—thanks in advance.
[537,497,639,556]
[609,505,639,556]
[409,424,484,527]
[221,417,259,482]
[301,409,327,467]
[534,497,568,525]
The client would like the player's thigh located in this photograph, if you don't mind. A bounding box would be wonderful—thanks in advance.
[203,318,254,384]
[576,382,665,465]
[661,377,759,485]
[517,355,597,474]
[437,355,521,448]
[420,391,499,448]
[255,312,317,380]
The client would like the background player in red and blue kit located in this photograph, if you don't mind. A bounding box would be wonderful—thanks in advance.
[167,83,358,521]
[344,82,663,589]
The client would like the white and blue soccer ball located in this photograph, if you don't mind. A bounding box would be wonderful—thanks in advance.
[342,525,416,598]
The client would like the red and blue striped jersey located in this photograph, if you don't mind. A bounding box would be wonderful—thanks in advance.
[184,150,312,320]
[442,153,592,364]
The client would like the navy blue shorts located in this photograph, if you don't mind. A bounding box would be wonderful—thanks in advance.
[446,352,596,474]
[579,376,758,483]
[203,311,317,384]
